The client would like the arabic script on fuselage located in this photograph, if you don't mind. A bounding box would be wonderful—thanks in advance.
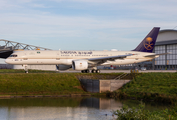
[60,51,92,54]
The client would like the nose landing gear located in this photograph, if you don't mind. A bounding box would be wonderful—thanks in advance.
[23,65,28,73]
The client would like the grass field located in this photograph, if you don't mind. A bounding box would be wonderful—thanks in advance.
[123,72,177,96]
[0,69,56,73]
[108,72,177,104]
[0,73,87,95]
[1,69,177,102]
[0,69,123,95]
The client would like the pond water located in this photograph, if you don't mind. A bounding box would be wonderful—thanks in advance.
[0,97,170,120]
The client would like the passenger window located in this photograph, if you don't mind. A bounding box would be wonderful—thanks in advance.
[10,54,18,57]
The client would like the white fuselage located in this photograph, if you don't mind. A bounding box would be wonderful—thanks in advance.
[5,50,157,66]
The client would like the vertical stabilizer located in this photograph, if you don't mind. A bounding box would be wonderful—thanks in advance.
[133,27,160,52]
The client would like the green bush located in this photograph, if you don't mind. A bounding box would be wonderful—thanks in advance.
[114,103,177,120]
[114,103,149,120]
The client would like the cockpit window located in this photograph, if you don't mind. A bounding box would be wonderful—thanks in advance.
[10,54,18,57]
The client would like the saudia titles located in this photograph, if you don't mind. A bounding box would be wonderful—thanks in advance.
[60,51,92,54]
[144,37,153,50]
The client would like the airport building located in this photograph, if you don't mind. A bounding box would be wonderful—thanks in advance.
[153,29,177,70]
[113,29,177,70]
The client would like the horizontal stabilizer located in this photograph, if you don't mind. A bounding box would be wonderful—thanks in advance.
[88,54,133,61]
[145,52,171,57]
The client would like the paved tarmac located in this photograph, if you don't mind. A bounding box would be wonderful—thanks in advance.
[58,70,177,73]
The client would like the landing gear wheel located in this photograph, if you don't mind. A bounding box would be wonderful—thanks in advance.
[96,69,100,73]
[24,65,28,73]
[81,69,90,73]
[91,69,96,73]
[85,69,90,73]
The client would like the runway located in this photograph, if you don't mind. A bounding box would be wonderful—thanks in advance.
[58,70,177,73]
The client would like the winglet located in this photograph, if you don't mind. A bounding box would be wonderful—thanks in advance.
[133,27,160,53]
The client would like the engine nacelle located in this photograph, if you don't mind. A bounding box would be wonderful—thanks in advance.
[56,65,72,70]
[72,60,88,70]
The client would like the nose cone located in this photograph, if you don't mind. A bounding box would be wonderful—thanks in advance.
[5,59,12,64]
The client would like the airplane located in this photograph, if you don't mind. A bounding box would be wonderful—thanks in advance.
[5,27,168,73]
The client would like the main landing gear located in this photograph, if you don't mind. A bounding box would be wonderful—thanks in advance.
[81,69,100,73]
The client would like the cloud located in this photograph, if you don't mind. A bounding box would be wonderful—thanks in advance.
[15,0,34,3]
[30,4,49,8]
[52,0,142,3]
[0,0,177,50]
[0,12,175,40]
[0,1,19,10]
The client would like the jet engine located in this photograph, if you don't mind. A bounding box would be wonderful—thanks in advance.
[72,60,88,70]
[56,65,72,70]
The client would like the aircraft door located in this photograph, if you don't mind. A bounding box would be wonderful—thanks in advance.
[56,51,60,60]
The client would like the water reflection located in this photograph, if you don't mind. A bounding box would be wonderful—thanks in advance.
[0,97,170,120]
[0,97,120,120]
[80,97,122,110]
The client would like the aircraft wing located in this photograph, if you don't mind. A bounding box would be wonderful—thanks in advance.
[145,52,171,57]
[87,54,134,65]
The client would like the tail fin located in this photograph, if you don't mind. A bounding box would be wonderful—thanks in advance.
[133,27,160,53]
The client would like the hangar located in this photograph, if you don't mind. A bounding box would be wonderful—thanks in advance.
[0,39,56,70]
[153,29,177,70]
[109,29,177,70]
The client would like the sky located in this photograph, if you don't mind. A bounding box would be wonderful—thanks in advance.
[0,0,177,52]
